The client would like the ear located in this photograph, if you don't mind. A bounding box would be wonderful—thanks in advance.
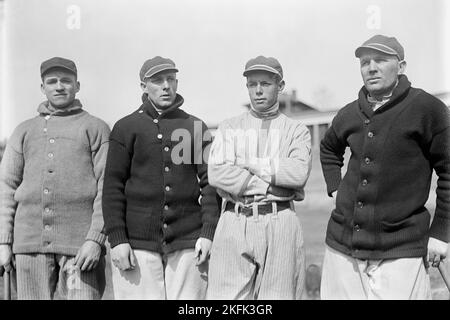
[278,80,285,93]
[398,60,407,75]
[140,81,148,93]
[40,83,45,95]
[76,81,81,93]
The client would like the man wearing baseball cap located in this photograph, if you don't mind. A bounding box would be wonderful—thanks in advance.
[207,56,312,299]
[320,35,450,299]
[0,57,110,299]
[102,56,219,299]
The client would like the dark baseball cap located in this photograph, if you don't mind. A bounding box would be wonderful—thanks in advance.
[355,35,404,60]
[243,55,283,79]
[140,56,178,82]
[40,57,78,77]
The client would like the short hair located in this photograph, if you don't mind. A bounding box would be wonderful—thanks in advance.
[271,73,282,84]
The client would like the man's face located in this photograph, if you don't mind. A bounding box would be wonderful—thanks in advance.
[359,49,406,97]
[41,69,79,109]
[141,71,178,109]
[246,71,284,112]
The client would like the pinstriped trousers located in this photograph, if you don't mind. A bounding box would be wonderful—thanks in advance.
[15,253,106,300]
[207,202,305,300]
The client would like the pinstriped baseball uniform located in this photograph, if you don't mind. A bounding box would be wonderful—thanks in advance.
[207,105,312,299]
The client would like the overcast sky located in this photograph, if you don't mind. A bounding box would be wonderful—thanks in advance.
[1,0,449,138]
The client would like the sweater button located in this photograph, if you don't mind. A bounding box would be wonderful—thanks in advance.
[45,225,51,230]
[357,201,363,208]
[364,157,370,164]
[44,208,51,213]
[43,188,49,194]
[48,153,54,158]
[354,224,360,231]
[162,241,167,246]
[43,128,48,133]
[165,186,170,192]
[164,146,170,152]
[157,134,163,139]
[364,119,370,125]
[164,205,169,210]
[362,179,368,186]
[368,132,374,138]
[164,166,170,172]
[163,223,168,229]
[153,119,159,124]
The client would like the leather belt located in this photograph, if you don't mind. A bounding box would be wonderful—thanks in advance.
[225,201,290,216]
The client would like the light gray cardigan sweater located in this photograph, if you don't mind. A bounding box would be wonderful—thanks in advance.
[0,100,110,256]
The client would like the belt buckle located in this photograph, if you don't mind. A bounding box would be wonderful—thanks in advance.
[240,206,252,216]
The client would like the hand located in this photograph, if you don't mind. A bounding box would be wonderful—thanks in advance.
[427,237,448,268]
[331,191,337,206]
[111,243,136,271]
[194,237,212,266]
[0,244,14,273]
[74,240,101,272]
[267,185,293,198]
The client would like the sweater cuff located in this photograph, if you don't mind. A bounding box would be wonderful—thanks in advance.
[107,228,129,248]
[200,223,217,241]
[429,215,450,243]
[323,169,341,196]
[0,233,13,244]
[85,230,107,246]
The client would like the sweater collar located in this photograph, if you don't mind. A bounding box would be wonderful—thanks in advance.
[140,93,184,119]
[358,74,411,118]
[37,99,83,116]
[249,102,281,120]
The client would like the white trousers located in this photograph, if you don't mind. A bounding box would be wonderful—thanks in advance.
[111,248,208,300]
[320,245,432,300]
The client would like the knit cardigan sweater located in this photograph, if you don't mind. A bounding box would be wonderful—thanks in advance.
[0,100,110,256]
[102,94,219,254]
[320,75,450,260]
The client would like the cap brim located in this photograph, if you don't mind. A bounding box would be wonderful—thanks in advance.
[355,44,400,59]
[41,65,77,76]
[143,65,179,80]
[243,65,282,78]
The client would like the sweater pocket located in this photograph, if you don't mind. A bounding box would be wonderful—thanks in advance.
[330,209,345,224]
[379,210,430,247]
[327,209,346,244]
[125,206,161,242]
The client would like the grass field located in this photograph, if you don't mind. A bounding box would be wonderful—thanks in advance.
[1,148,448,300]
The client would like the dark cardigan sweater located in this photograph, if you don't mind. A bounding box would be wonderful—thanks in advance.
[320,75,450,260]
[102,94,219,254]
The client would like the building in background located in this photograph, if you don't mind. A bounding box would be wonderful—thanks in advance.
[240,89,450,150]
[243,90,336,150]
[435,92,450,109]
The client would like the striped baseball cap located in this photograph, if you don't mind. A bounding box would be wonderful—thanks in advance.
[355,35,404,60]
[243,55,283,79]
[140,56,178,81]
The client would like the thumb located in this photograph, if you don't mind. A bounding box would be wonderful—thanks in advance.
[129,248,136,269]
[199,248,208,264]
[194,240,201,259]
